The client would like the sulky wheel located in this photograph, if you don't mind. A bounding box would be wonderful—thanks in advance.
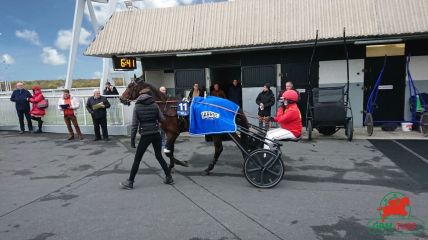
[307,119,313,141]
[243,149,284,188]
[346,118,353,141]
[365,113,374,136]
[420,112,428,136]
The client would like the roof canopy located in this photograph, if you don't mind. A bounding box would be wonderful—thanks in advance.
[85,0,428,57]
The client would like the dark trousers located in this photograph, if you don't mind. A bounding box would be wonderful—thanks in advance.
[17,110,33,131]
[31,116,43,131]
[64,115,82,136]
[129,133,171,182]
[258,114,270,130]
[92,117,108,139]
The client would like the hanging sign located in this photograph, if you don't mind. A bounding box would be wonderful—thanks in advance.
[112,57,137,71]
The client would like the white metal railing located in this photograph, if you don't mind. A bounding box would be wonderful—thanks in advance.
[0,95,132,127]
[0,86,127,97]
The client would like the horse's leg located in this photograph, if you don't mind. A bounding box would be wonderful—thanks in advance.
[202,135,223,175]
[165,132,189,168]
[164,131,176,171]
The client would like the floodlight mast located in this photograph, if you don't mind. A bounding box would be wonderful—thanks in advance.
[65,0,117,90]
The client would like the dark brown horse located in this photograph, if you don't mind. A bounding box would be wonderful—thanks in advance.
[120,78,250,175]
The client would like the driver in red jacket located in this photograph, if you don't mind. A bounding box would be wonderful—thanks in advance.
[264,90,302,150]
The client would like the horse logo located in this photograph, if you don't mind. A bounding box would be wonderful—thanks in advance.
[377,193,410,222]
[367,192,425,235]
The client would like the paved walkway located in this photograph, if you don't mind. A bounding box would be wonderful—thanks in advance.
[0,131,427,240]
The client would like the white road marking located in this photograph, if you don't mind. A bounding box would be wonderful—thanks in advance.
[392,140,428,165]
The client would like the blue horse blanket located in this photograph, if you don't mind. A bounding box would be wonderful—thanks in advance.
[189,96,239,135]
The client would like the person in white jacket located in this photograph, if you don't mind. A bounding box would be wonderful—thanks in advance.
[57,89,83,140]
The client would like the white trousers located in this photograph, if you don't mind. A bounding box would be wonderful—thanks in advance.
[264,128,296,150]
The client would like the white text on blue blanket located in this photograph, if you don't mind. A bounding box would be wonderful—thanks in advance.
[201,111,220,120]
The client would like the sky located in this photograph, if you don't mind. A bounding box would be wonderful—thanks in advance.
[0,0,227,81]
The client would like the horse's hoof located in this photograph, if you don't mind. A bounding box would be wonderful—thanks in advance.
[201,170,210,176]
[174,160,189,167]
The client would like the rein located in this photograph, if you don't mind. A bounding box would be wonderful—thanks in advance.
[194,101,260,120]
[124,97,260,120]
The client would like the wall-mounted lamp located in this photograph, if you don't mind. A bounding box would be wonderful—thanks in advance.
[354,39,403,45]
[176,52,212,57]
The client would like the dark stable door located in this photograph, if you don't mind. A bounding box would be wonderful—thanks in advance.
[175,69,205,97]
[282,61,318,126]
[364,56,405,123]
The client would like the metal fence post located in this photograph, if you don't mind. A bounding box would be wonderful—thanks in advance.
[83,97,87,126]
[121,101,125,126]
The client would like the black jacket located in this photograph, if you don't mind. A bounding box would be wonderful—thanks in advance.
[131,94,165,142]
[256,90,275,116]
[228,85,242,107]
[188,88,204,101]
[103,86,119,96]
[10,89,32,111]
[86,96,111,119]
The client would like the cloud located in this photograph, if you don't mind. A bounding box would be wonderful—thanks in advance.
[146,0,180,8]
[55,28,92,50]
[84,0,197,26]
[15,29,41,46]
[84,2,125,26]
[41,47,67,65]
[180,0,194,4]
[1,54,15,64]
[93,71,102,79]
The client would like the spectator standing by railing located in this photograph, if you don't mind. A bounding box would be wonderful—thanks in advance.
[211,83,226,99]
[228,79,242,108]
[29,86,47,133]
[10,82,33,134]
[188,83,204,102]
[256,83,275,130]
[103,82,119,95]
[159,86,170,98]
[86,89,111,141]
[58,89,83,140]
[103,82,120,125]
[278,81,300,102]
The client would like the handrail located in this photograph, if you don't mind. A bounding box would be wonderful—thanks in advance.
[0,95,121,99]
[0,94,129,127]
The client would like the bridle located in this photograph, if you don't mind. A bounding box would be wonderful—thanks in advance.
[120,77,145,105]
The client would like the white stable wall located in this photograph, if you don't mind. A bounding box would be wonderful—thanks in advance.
[145,70,175,91]
[318,59,365,127]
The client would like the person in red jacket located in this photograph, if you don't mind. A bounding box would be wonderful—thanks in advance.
[264,90,302,149]
[29,86,46,133]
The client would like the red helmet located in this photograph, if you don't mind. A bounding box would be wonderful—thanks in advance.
[32,86,41,91]
[282,90,298,102]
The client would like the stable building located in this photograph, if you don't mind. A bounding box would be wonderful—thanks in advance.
[85,0,428,126]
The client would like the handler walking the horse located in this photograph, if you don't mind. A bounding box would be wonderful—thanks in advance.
[121,88,174,190]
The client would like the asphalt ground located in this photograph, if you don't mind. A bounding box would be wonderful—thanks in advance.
[0,131,427,240]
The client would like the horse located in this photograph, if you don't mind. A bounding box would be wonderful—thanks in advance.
[120,77,250,175]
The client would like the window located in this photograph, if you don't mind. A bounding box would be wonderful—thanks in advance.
[366,44,405,57]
